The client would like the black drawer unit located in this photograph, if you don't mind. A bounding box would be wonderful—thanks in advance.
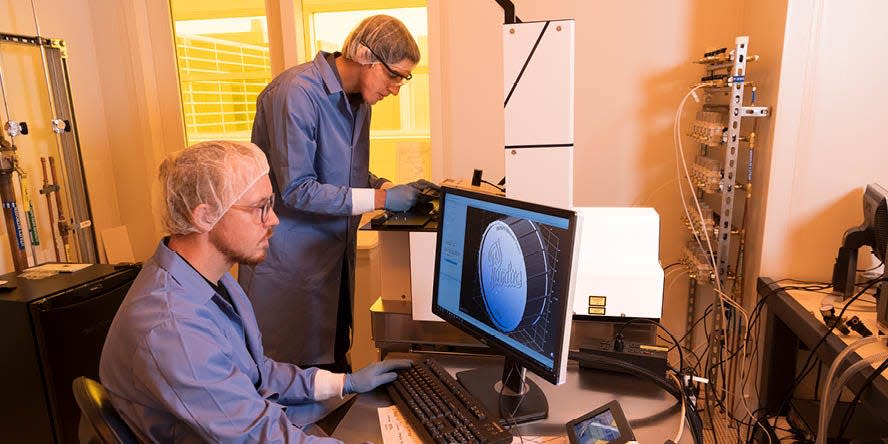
[0,263,140,443]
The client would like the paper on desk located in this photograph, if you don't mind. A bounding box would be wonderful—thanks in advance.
[512,435,567,444]
[27,263,92,273]
[378,406,421,444]
[378,405,566,444]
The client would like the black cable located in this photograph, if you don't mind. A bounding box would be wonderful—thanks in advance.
[674,304,714,349]
[615,318,686,375]
[856,250,883,272]
[775,276,886,421]
[705,355,754,427]
[789,277,883,386]
[786,399,816,439]
[707,307,753,375]
[664,262,683,272]
[835,356,888,441]
[480,179,505,192]
[743,282,834,375]
[741,283,831,375]
[698,308,755,438]
[497,365,525,443]
[707,382,720,444]
[717,343,728,406]
[568,352,705,444]
[701,311,772,443]
[857,259,883,272]
[686,347,704,375]
[661,334,704,375]
[770,278,831,287]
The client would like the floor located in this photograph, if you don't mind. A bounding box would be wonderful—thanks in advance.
[704,409,742,443]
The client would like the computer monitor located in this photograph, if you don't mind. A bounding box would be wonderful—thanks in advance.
[431,186,580,424]
[831,183,888,299]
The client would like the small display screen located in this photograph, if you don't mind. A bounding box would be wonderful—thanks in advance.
[572,409,621,444]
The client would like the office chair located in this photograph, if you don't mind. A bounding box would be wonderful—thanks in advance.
[72,376,139,444]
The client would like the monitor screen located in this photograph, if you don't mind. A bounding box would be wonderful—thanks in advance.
[862,183,888,262]
[572,409,621,443]
[432,187,579,385]
[831,183,888,299]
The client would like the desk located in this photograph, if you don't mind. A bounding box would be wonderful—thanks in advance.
[332,352,691,443]
[757,278,888,424]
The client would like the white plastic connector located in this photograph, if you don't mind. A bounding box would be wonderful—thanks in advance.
[684,375,709,384]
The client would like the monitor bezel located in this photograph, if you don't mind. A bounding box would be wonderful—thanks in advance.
[565,399,636,444]
[431,186,578,386]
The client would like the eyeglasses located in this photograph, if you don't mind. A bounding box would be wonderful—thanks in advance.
[360,40,412,86]
[230,195,275,224]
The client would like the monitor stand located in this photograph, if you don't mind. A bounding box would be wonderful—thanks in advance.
[456,357,548,425]
[831,227,868,300]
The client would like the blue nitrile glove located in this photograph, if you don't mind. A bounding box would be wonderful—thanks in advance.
[343,359,413,394]
[384,184,421,212]
[406,179,440,192]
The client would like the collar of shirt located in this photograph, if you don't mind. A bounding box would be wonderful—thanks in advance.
[324,51,364,111]
[152,238,225,305]
[315,50,364,103]
[313,50,344,97]
[173,250,238,309]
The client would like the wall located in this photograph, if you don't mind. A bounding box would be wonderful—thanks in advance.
[757,0,888,282]
[0,0,123,269]
[86,0,186,260]
[429,1,505,183]
[15,0,881,415]
[734,0,790,302]
[0,0,187,266]
[430,2,806,418]
[431,0,759,339]
[0,0,791,314]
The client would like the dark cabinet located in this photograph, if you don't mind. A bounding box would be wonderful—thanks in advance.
[0,264,140,443]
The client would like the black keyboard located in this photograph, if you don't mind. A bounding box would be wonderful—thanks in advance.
[386,358,513,444]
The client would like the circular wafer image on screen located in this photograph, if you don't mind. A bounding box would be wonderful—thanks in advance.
[477,217,549,332]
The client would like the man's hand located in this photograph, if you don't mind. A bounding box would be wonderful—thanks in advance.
[384,185,421,212]
[406,179,439,192]
[343,360,413,394]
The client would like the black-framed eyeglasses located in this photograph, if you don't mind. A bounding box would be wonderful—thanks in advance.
[360,40,412,85]
[230,194,275,224]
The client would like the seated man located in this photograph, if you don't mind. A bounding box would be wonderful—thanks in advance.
[100,140,410,443]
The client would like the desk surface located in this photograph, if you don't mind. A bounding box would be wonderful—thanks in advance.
[332,352,691,443]
[359,214,438,232]
[783,283,884,356]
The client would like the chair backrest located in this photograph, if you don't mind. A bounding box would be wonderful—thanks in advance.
[72,376,139,444]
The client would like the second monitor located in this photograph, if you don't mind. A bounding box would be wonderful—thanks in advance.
[432,186,581,424]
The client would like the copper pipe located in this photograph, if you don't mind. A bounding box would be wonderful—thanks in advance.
[48,156,70,261]
[40,157,60,262]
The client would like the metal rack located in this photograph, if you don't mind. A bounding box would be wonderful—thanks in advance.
[0,32,98,269]
[680,36,770,427]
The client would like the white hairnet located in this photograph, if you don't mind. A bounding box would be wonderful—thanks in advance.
[159,140,269,235]
[342,15,420,66]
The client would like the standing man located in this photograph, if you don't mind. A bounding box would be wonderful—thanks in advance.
[99,141,410,443]
[240,15,430,372]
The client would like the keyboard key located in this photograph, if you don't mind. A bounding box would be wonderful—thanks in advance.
[385,358,513,444]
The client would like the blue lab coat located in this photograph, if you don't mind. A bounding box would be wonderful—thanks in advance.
[239,51,386,366]
[100,240,344,443]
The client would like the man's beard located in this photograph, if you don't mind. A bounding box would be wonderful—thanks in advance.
[210,228,273,266]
